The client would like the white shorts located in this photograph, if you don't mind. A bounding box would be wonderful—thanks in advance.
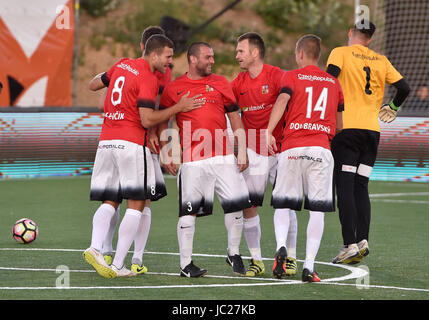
[90,140,156,202]
[272,146,335,212]
[178,154,252,217]
[151,154,167,201]
[242,148,277,206]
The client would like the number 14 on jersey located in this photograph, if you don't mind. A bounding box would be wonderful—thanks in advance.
[305,86,328,120]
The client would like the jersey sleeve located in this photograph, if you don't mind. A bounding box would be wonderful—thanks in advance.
[230,75,240,101]
[222,82,239,113]
[159,83,176,110]
[212,76,238,113]
[273,67,286,95]
[279,71,295,97]
[158,67,173,94]
[384,56,403,85]
[326,47,344,70]
[137,75,158,109]
[100,58,127,87]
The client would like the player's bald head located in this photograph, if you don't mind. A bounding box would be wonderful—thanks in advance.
[296,34,321,61]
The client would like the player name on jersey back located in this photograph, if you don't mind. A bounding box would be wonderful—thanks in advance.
[280,65,344,151]
[100,58,158,146]
[288,122,332,134]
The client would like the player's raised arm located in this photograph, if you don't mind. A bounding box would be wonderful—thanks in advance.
[88,72,107,91]
[97,89,107,111]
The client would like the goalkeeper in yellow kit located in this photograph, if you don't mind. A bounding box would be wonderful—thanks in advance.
[326,20,410,264]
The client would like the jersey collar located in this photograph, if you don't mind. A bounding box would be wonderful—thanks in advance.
[302,65,321,72]
[139,58,154,74]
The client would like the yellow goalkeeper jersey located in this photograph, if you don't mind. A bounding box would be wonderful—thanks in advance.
[326,44,403,132]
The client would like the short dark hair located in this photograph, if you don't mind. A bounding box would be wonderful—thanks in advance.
[141,26,165,45]
[144,34,174,56]
[296,34,321,61]
[187,41,212,62]
[237,32,265,59]
[353,19,376,39]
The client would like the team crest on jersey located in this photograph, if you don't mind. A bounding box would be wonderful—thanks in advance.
[262,84,269,94]
[206,85,214,92]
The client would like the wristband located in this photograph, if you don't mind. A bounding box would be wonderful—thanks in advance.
[389,100,399,111]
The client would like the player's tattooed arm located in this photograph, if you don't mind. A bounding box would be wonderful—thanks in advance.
[88,72,107,91]
[97,89,107,111]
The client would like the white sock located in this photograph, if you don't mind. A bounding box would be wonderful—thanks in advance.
[177,215,196,269]
[132,206,151,265]
[243,215,262,260]
[102,205,120,255]
[286,210,298,259]
[225,211,243,256]
[303,211,324,273]
[274,208,290,251]
[90,203,116,252]
[112,208,142,269]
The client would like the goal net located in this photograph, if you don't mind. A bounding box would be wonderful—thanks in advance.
[369,0,429,113]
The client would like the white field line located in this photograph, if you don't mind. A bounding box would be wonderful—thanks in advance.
[369,192,429,198]
[369,191,429,204]
[371,199,429,204]
[0,247,363,290]
[0,247,428,293]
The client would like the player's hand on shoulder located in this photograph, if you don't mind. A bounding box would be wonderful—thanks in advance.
[177,91,205,112]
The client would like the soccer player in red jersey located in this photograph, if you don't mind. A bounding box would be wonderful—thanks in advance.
[83,35,203,278]
[267,35,344,282]
[159,42,252,277]
[98,26,175,275]
[231,32,298,277]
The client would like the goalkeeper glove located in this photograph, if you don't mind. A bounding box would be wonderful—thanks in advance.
[379,100,399,123]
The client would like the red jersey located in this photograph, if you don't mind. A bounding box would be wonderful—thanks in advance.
[280,65,344,151]
[100,58,158,146]
[155,66,172,94]
[231,64,285,155]
[160,73,238,163]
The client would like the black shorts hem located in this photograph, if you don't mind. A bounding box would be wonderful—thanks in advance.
[221,197,252,214]
[249,192,264,207]
[271,197,302,211]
